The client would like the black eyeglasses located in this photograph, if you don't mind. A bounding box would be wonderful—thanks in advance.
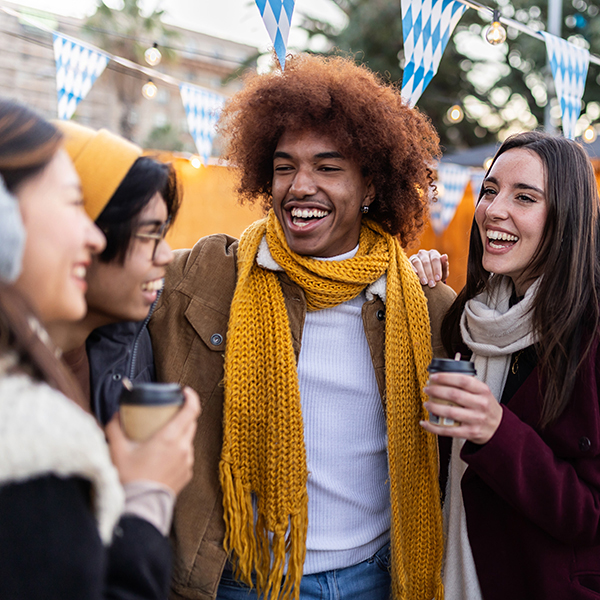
[134,217,171,261]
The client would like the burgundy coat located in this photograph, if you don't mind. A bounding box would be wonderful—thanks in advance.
[454,339,600,600]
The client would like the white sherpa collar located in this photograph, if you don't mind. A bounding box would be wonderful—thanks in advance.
[0,374,124,544]
[256,237,387,303]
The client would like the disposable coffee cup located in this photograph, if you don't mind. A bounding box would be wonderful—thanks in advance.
[120,382,184,442]
[427,358,476,427]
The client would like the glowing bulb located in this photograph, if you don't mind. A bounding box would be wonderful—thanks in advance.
[142,80,157,100]
[583,126,597,143]
[191,157,202,169]
[485,10,507,45]
[447,104,464,123]
[144,43,162,66]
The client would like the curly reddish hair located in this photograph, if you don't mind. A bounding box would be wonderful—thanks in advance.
[218,53,440,246]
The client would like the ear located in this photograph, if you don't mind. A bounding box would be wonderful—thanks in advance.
[363,177,376,207]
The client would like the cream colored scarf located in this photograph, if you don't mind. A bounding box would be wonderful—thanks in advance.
[443,276,539,599]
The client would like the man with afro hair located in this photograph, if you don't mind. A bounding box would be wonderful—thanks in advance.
[149,53,455,600]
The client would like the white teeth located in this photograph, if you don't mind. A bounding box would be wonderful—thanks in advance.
[141,278,164,292]
[73,265,86,279]
[487,230,518,242]
[290,207,329,219]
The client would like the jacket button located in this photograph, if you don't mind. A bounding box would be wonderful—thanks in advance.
[579,436,591,452]
[376,310,385,321]
[112,373,122,381]
[210,333,223,346]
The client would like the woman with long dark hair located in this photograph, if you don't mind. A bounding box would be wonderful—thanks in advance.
[420,131,600,599]
[0,99,200,599]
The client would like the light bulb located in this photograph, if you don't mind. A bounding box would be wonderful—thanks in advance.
[144,43,162,67]
[447,104,464,123]
[191,157,202,169]
[485,11,507,45]
[142,80,158,100]
[583,126,597,143]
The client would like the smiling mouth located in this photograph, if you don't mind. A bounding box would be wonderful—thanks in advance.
[141,278,164,292]
[72,265,87,280]
[290,207,330,228]
[487,230,519,249]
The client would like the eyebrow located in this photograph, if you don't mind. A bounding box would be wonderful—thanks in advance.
[137,219,164,228]
[273,150,345,160]
[484,176,544,196]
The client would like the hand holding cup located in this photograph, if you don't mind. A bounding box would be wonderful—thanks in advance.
[421,358,503,445]
[106,385,201,495]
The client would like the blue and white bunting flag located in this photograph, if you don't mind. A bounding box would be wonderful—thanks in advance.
[255,0,295,69]
[180,84,226,166]
[541,32,589,139]
[401,0,467,107]
[470,170,485,202]
[430,162,470,235]
[53,33,109,120]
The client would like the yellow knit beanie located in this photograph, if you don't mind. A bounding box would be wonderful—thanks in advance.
[54,121,142,221]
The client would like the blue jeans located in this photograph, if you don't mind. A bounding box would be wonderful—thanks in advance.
[216,543,391,600]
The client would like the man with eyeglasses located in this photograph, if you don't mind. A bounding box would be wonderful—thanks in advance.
[48,120,180,424]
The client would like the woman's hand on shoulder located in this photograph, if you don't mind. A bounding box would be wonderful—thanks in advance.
[420,373,503,444]
[408,249,449,287]
[105,386,201,495]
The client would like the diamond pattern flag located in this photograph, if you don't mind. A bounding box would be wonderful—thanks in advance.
[180,84,226,166]
[470,170,486,203]
[430,162,470,235]
[255,0,295,69]
[541,32,589,139]
[53,33,109,120]
[401,0,467,107]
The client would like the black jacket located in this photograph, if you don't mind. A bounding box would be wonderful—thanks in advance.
[87,303,157,425]
[0,475,171,600]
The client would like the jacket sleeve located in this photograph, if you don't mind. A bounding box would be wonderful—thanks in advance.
[0,475,171,600]
[105,516,172,600]
[461,348,600,546]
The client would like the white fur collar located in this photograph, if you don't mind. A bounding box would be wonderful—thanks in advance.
[256,237,387,303]
[0,374,124,544]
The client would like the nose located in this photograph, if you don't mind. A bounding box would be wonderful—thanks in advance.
[484,193,509,221]
[289,166,318,198]
[153,237,173,266]
[88,220,106,254]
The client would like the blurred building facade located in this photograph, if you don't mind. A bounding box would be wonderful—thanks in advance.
[0,1,257,153]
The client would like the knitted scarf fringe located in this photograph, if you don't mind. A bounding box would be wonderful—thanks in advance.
[220,211,444,600]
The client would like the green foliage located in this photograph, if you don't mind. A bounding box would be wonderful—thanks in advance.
[299,0,600,150]
[144,123,186,151]
[84,0,178,140]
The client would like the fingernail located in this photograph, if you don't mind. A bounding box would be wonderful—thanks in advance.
[435,274,440,281]
[421,278,427,285]
[428,280,435,287]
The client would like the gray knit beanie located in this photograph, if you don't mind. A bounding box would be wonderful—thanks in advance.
[0,175,25,283]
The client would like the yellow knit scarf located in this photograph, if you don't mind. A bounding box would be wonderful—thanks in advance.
[220,210,444,600]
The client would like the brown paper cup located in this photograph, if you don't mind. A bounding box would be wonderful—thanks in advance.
[428,399,460,427]
[120,403,181,442]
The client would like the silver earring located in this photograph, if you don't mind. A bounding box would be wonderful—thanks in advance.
[360,205,369,214]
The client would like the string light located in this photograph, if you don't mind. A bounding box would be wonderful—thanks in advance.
[144,42,161,67]
[447,104,464,123]
[485,10,507,45]
[583,126,597,143]
[190,157,202,169]
[142,79,157,100]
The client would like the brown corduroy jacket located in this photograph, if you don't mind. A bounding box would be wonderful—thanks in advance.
[148,233,456,600]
